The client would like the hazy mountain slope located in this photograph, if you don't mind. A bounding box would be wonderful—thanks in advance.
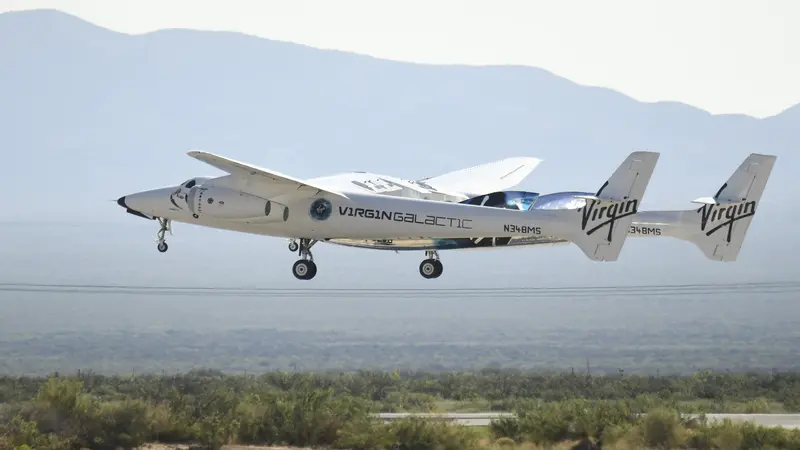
[0,9,796,288]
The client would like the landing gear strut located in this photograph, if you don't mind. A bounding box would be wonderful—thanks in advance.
[156,218,171,253]
[292,238,318,280]
[419,250,443,279]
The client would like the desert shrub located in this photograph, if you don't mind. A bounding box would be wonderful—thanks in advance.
[737,421,800,450]
[83,399,152,450]
[516,399,633,445]
[600,421,639,449]
[7,371,800,449]
[711,420,744,450]
[745,397,772,413]
[385,417,479,450]
[494,436,516,447]
[146,401,193,443]
[234,387,372,447]
[639,407,686,449]
[333,417,393,450]
[490,416,523,442]
[681,418,740,450]
[380,390,438,412]
[189,412,239,450]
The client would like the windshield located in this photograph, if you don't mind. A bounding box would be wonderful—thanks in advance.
[460,191,540,210]
[502,191,540,210]
[531,191,591,210]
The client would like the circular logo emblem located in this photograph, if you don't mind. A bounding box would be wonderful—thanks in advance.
[309,198,332,221]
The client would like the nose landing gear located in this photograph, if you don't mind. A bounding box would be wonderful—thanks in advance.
[419,250,443,279]
[292,238,318,280]
[155,218,172,253]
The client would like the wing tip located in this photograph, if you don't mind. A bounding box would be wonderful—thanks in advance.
[187,150,211,159]
[493,156,544,166]
[521,156,544,169]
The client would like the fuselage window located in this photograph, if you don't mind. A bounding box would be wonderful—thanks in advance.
[184,179,196,189]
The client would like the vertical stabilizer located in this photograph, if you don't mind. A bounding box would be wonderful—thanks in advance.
[688,153,776,261]
[629,153,777,262]
[569,151,660,261]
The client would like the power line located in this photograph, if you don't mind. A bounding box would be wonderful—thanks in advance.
[0,281,798,298]
[2,281,797,291]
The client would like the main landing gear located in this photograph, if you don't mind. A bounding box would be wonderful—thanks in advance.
[288,238,318,280]
[285,239,443,280]
[155,218,171,253]
[419,250,443,279]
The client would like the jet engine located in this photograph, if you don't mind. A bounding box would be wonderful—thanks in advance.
[187,186,288,221]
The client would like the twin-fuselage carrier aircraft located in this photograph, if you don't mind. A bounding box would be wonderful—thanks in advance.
[116,151,776,280]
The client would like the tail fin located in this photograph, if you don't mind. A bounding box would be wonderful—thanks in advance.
[685,153,776,261]
[569,151,660,261]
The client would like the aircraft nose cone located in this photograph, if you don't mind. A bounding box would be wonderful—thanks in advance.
[117,196,128,209]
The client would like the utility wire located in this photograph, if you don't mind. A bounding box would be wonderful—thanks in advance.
[1,281,798,298]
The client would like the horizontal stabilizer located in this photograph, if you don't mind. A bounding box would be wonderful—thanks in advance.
[691,197,739,206]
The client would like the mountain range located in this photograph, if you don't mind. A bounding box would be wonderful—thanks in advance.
[0,8,797,287]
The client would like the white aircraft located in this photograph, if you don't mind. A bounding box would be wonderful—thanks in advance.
[330,152,777,264]
[116,151,774,280]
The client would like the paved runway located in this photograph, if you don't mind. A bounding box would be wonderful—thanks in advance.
[378,412,513,426]
[376,412,800,428]
[693,414,800,429]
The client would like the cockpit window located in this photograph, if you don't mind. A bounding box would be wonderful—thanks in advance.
[184,179,196,188]
[503,191,540,211]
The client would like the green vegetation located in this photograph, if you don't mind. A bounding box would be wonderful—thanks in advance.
[3,369,800,449]
[3,293,800,447]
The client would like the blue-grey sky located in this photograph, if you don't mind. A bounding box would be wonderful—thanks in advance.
[2,4,799,379]
[0,5,797,289]
[1,0,798,118]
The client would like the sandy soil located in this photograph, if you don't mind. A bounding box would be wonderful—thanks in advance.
[140,445,308,450]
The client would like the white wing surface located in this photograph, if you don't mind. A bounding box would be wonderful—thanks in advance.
[416,157,542,197]
[187,151,348,199]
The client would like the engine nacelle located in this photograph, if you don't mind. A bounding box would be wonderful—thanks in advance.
[187,185,288,221]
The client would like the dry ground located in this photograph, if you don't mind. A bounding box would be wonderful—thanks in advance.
[138,441,593,450]
[138,444,357,450]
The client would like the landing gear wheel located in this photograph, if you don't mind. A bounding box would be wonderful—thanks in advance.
[433,260,443,277]
[291,238,319,280]
[288,241,299,252]
[155,217,172,254]
[419,259,437,278]
[419,250,443,279]
[293,259,317,280]
[307,261,317,279]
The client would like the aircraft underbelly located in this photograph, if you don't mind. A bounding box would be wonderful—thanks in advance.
[326,235,569,251]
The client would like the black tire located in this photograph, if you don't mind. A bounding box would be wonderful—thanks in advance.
[433,260,443,277]
[292,260,316,280]
[419,259,438,279]
[157,242,168,253]
[307,261,317,279]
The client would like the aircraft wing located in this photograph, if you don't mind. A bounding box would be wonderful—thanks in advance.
[187,151,348,199]
[415,157,542,197]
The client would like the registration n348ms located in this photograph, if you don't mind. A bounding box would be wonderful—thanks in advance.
[504,224,541,234]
